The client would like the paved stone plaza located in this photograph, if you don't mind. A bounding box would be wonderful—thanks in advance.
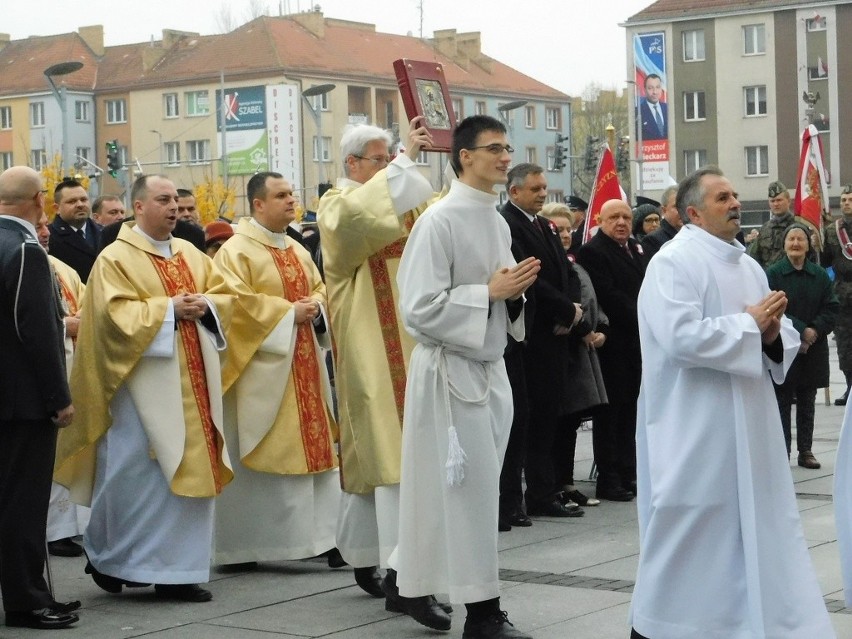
[7,352,852,638]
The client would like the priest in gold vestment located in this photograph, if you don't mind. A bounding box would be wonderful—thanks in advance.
[55,175,232,603]
[318,118,445,600]
[210,172,339,565]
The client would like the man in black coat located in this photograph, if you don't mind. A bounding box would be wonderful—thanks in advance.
[577,199,647,501]
[500,164,585,520]
[640,186,681,260]
[0,166,79,630]
[47,178,100,283]
[100,215,206,253]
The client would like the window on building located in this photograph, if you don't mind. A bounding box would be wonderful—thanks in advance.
[415,150,429,166]
[165,142,181,165]
[187,139,210,164]
[808,63,829,81]
[745,145,769,176]
[0,106,10,130]
[683,91,706,121]
[30,102,45,127]
[744,86,767,117]
[312,136,331,162]
[105,99,127,124]
[683,29,705,62]
[311,91,330,111]
[743,24,765,55]
[185,91,210,117]
[451,98,463,121]
[74,101,89,122]
[525,147,537,164]
[524,105,535,128]
[807,16,827,31]
[0,151,12,171]
[545,107,561,130]
[118,145,129,167]
[683,149,707,175]
[475,101,486,116]
[75,147,90,164]
[30,149,46,170]
[546,190,564,204]
[164,93,179,118]
[545,146,555,171]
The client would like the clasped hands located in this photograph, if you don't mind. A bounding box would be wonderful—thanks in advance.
[294,298,321,324]
[172,293,209,321]
[745,290,787,345]
[488,257,540,303]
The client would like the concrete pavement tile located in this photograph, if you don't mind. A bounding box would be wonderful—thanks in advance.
[499,528,639,575]
[831,611,852,636]
[134,623,303,638]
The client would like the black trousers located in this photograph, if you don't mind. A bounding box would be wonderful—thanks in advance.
[500,348,528,514]
[552,414,582,489]
[594,398,637,490]
[776,384,817,455]
[0,418,58,612]
[631,629,649,639]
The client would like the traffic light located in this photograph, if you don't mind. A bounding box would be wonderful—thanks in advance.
[554,146,566,171]
[106,140,120,177]
[583,136,600,173]
[616,137,630,173]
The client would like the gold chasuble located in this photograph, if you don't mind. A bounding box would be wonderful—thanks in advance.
[55,224,233,503]
[317,175,433,494]
[49,255,84,358]
[209,218,337,475]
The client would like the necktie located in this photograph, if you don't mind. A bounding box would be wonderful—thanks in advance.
[623,243,633,259]
[653,105,664,133]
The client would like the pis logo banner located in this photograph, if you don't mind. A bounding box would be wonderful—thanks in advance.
[216,85,266,132]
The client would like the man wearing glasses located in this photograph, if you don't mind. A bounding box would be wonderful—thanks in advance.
[318,117,456,627]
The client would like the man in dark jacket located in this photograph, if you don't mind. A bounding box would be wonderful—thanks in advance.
[640,186,680,260]
[501,164,584,520]
[48,177,100,282]
[0,166,78,630]
[577,199,647,501]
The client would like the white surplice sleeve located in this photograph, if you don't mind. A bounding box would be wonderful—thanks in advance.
[397,212,490,351]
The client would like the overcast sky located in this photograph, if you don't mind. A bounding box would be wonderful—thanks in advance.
[5,0,652,97]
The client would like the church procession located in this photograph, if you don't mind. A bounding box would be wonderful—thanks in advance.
[8,2,852,638]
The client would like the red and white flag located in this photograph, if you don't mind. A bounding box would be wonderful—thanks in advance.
[582,144,627,244]
[794,124,830,242]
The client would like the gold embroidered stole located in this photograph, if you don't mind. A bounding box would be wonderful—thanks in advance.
[148,253,222,494]
[365,212,415,425]
[267,245,334,472]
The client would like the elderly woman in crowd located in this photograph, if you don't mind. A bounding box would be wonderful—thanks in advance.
[766,223,839,469]
[540,202,608,506]
[631,203,660,242]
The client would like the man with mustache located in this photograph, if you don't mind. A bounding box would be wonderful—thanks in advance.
[630,167,833,638]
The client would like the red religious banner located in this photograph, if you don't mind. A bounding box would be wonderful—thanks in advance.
[794,124,830,237]
[582,144,626,244]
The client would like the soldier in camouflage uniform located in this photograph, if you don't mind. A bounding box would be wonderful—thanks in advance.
[748,181,810,268]
[821,184,852,405]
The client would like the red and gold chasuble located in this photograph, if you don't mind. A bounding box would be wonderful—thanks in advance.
[267,245,335,472]
[149,253,223,494]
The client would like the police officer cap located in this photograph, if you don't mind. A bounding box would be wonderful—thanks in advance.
[768,181,787,198]
[842,184,852,195]
[566,194,588,211]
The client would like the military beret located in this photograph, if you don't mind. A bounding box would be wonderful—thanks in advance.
[768,181,787,198]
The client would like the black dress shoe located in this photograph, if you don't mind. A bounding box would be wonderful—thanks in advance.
[623,480,637,496]
[383,569,452,631]
[85,561,151,593]
[353,566,385,598]
[596,486,634,502]
[154,583,212,602]
[836,389,849,406]
[562,488,600,507]
[48,537,84,557]
[219,561,258,572]
[325,547,348,568]
[50,600,81,614]
[5,608,79,629]
[506,510,532,527]
[462,610,531,638]
[498,513,512,532]
[526,499,584,517]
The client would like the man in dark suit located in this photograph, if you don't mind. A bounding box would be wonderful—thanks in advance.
[639,74,668,141]
[47,178,100,283]
[501,164,585,520]
[566,194,588,258]
[577,199,647,501]
[640,186,681,260]
[0,166,79,630]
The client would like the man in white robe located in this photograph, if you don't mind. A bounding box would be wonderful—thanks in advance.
[55,175,231,604]
[210,172,340,565]
[394,115,539,639]
[630,167,834,639]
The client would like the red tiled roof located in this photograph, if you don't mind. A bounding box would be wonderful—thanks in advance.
[627,0,831,23]
[0,14,566,100]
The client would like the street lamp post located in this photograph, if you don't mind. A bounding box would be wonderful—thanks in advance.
[497,100,528,130]
[150,129,164,168]
[302,84,336,188]
[625,80,644,196]
[44,61,84,173]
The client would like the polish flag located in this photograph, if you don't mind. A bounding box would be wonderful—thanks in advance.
[794,124,830,244]
[582,144,627,244]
